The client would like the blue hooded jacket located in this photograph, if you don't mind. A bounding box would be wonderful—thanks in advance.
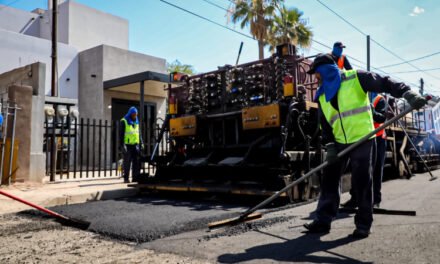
[124,107,139,125]
[314,64,342,102]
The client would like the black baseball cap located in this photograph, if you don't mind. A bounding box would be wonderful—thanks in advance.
[307,53,336,74]
[333,41,346,48]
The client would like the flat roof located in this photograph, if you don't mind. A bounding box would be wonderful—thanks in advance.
[103,71,169,90]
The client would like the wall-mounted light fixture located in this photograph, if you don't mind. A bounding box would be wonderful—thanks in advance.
[91,74,97,78]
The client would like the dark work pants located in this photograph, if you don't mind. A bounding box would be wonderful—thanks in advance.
[123,145,140,182]
[374,136,387,204]
[316,139,374,231]
[349,136,386,204]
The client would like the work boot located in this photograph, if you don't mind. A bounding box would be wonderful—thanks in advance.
[341,198,357,208]
[352,228,371,239]
[303,221,330,233]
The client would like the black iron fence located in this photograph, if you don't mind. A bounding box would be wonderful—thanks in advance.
[44,116,169,182]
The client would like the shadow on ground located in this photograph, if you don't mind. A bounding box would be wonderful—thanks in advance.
[218,232,372,264]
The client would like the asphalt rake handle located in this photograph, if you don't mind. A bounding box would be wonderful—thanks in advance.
[388,106,437,181]
[0,189,90,230]
[209,104,418,229]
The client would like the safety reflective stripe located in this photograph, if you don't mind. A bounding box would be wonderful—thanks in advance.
[329,105,371,126]
[341,73,356,82]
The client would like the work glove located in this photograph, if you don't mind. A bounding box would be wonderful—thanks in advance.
[403,90,427,110]
[135,144,141,154]
[325,143,338,164]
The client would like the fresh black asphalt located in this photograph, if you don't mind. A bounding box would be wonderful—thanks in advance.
[50,195,248,243]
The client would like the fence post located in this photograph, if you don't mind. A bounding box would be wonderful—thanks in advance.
[104,120,108,177]
[66,115,71,179]
[45,116,49,175]
[59,116,64,180]
[115,120,120,177]
[80,118,84,178]
[92,119,96,178]
[98,119,102,177]
[86,118,90,178]
[110,120,114,177]
[73,117,77,179]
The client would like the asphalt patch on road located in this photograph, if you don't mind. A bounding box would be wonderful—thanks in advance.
[202,215,296,241]
[48,195,248,243]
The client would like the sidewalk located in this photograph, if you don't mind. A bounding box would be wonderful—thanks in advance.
[0,178,138,214]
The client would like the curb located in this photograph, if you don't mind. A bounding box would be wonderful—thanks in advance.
[44,188,139,207]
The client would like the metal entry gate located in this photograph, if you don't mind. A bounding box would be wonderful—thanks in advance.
[44,115,169,182]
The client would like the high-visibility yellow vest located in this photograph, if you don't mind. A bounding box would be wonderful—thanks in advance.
[121,118,139,145]
[319,70,375,144]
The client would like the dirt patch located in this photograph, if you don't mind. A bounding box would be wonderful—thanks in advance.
[0,214,210,263]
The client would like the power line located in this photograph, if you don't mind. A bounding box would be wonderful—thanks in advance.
[161,0,428,91]
[370,38,440,81]
[159,0,254,40]
[315,0,367,36]
[390,67,440,74]
[378,51,440,69]
[201,0,231,12]
[314,0,440,82]
[0,0,22,11]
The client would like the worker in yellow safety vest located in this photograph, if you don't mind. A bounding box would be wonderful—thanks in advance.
[330,41,352,70]
[120,107,143,183]
[303,53,426,238]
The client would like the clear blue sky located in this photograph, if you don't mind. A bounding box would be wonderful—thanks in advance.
[3,0,439,94]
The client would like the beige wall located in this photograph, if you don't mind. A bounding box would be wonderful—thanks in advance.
[0,63,46,183]
[8,85,33,182]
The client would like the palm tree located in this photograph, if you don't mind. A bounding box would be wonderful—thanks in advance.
[267,6,313,52]
[167,60,196,75]
[231,0,282,60]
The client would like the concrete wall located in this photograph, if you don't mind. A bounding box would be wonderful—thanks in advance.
[103,46,167,81]
[0,4,40,37]
[8,85,33,182]
[0,63,46,183]
[68,1,128,51]
[30,63,47,183]
[78,46,104,120]
[79,45,167,121]
[0,29,78,99]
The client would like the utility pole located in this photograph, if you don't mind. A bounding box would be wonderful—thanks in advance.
[366,35,370,71]
[51,0,58,97]
[367,35,372,101]
[50,0,58,182]
[419,78,424,95]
